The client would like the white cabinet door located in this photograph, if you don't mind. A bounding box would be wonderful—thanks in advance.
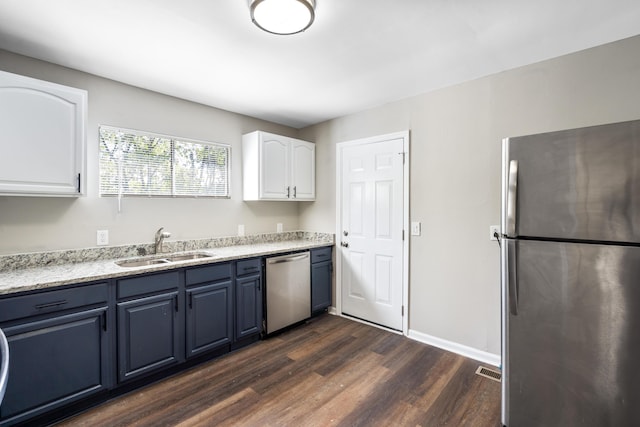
[0,70,86,196]
[242,131,315,201]
[260,135,290,199]
[291,140,315,200]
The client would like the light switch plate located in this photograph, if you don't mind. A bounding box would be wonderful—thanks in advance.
[411,222,421,236]
[96,230,109,246]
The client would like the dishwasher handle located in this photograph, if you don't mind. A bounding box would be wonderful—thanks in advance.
[267,253,309,264]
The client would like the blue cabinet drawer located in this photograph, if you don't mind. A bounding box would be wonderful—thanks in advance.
[0,282,108,323]
[236,258,261,277]
[311,247,332,264]
[117,271,180,299]
[1,307,110,422]
[185,262,231,286]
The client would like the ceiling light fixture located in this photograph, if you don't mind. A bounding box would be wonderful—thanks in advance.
[250,0,315,35]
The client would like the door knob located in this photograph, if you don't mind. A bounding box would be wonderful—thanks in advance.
[341,242,349,248]
[343,230,349,236]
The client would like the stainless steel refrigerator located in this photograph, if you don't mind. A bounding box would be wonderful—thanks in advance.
[500,119,640,426]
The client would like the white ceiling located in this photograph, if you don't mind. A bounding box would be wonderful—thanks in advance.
[0,0,639,128]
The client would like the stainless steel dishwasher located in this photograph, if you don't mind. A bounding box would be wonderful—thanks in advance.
[265,252,311,334]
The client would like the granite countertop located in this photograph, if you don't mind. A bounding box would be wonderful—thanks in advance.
[0,232,334,296]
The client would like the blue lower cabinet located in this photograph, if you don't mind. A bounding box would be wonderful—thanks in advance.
[186,281,233,358]
[235,258,263,340]
[311,247,333,314]
[117,291,181,382]
[0,304,110,426]
[235,274,262,340]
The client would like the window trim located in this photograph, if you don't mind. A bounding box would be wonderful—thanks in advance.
[99,125,232,199]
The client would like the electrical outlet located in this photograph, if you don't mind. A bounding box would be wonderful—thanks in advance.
[489,225,500,241]
[411,222,421,236]
[238,224,245,237]
[277,223,283,233]
[96,230,109,246]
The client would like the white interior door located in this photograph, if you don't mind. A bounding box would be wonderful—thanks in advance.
[338,133,407,331]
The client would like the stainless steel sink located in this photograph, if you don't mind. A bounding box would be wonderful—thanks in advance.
[115,258,170,268]
[115,252,214,268]
[166,253,213,262]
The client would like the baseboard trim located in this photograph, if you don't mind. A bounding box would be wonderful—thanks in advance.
[408,329,501,367]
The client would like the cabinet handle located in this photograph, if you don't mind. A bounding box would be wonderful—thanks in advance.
[286,186,290,198]
[293,186,297,198]
[101,311,107,332]
[188,293,193,309]
[174,295,179,313]
[35,300,68,310]
[243,267,258,272]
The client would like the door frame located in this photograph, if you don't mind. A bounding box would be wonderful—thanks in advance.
[335,130,410,335]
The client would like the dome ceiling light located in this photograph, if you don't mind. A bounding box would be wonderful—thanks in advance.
[250,0,315,35]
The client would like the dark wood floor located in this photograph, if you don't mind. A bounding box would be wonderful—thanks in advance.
[56,314,501,427]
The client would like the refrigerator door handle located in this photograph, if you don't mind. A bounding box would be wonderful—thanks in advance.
[506,160,518,237]
[507,239,518,315]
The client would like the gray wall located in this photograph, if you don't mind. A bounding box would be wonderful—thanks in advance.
[0,50,301,254]
[298,35,640,356]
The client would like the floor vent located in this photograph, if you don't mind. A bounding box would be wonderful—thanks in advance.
[475,366,501,382]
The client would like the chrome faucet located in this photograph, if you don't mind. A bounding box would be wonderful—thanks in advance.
[154,227,171,254]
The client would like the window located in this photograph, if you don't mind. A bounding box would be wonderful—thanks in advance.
[99,126,230,198]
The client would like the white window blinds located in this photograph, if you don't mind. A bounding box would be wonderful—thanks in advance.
[99,126,230,198]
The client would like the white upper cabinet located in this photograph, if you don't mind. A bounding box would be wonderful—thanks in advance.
[242,131,315,201]
[0,70,87,196]
[260,135,290,199]
[290,140,315,199]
